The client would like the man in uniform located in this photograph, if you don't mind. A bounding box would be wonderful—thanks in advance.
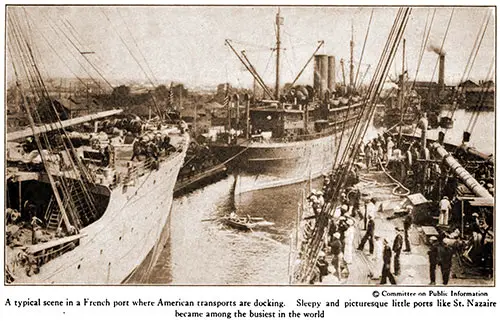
[330,232,343,281]
[437,235,454,285]
[380,238,397,285]
[403,206,413,252]
[439,196,451,226]
[358,213,375,255]
[428,236,438,285]
[393,228,404,276]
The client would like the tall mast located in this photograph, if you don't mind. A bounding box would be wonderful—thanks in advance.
[275,8,282,100]
[349,22,354,90]
[398,38,406,146]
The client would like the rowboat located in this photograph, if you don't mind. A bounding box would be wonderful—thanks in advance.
[222,213,274,230]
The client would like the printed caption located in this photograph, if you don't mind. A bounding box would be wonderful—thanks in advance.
[4,290,497,318]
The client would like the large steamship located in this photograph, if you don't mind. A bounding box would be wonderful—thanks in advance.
[5,7,189,284]
[211,10,371,194]
[5,115,189,284]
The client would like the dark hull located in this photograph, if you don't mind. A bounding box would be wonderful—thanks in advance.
[211,128,355,194]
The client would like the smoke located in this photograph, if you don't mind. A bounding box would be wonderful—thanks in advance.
[428,44,446,56]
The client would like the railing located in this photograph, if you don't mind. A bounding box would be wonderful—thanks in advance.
[214,113,361,146]
[122,144,185,185]
[251,115,361,144]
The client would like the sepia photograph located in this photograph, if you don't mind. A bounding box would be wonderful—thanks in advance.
[4,5,495,286]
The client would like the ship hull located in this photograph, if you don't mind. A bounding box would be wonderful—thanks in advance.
[12,134,189,284]
[212,129,354,194]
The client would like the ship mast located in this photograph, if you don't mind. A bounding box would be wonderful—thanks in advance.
[275,8,282,100]
[349,22,355,92]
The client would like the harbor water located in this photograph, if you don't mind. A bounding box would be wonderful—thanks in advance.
[147,110,494,285]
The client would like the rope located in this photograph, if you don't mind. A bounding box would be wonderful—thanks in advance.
[445,10,491,131]
[221,144,251,165]
[465,57,495,133]
[354,8,374,89]
[100,8,164,118]
[41,10,114,89]
[116,8,159,85]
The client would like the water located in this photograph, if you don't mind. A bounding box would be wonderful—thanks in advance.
[365,109,494,155]
[148,176,321,285]
[147,110,493,285]
[432,109,495,155]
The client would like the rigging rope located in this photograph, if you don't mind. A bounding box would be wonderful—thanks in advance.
[116,8,160,85]
[466,57,495,134]
[37,10,113,90]
[354,8,374,89]
[295,7,412,283]
[100,8,164,118]
[9,10,98,228]
[446,10,491,128]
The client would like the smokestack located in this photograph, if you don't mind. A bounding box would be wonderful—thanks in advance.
[318,54,328,97]
[438,54,445,90]
[314,55,321,96]
[327,56,336,92]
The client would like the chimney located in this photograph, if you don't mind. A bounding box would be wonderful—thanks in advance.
[314,54,328,97]
[314,55,321,97]
[327,56,336,92]
[319,55,328,97]
[438,54,445,90]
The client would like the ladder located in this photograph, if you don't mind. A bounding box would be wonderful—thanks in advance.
[44,180,97,231]
[45,197,61,231]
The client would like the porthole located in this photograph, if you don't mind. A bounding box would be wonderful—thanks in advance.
[77,264,81,269]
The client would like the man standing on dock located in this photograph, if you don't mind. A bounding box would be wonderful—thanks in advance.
[403,206,413,253]
[357,213,375,255]
[330,232,343,281]
[436,234,454,285]
[427,236,438,285]
[439,196,451,226]
[393,228,403,275]
[364,142,373,172]
[386,136,395,160]
[380,239,397,285]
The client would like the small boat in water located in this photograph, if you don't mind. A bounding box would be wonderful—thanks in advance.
[222,212,274,230]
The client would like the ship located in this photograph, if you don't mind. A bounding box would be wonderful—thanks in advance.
[4,8,189,284]
[290,7,494,284]
[5,112,189,284]
[210,10,372,194]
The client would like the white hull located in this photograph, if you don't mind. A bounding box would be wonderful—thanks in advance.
[12,134,189,284]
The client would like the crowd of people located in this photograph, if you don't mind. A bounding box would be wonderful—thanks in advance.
[306,136,465,286]
[309,187,460,286]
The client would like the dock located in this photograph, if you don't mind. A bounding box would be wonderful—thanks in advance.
[317,171,493,286]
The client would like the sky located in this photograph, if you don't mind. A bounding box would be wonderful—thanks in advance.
[5,6,496,90]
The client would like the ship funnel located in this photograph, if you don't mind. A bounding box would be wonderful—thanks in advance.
[314,54,328,97]
[327,56,336,92]
[438,54,445,90]
[314,55,321,96]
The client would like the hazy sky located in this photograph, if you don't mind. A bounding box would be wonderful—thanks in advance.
[6,6,495,89]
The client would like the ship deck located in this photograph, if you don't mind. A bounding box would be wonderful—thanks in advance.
[316,171,493,286]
